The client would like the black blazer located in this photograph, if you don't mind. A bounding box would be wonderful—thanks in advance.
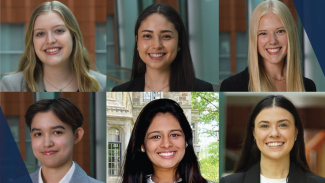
[220,67,316,92]
[220,162,325,183]
[112,75,214,91]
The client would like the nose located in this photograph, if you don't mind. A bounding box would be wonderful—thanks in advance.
[160,136,172,148]
[46,32,56,44]
[269,33,278,45]
[43,134,54,148]
[152,36,163,49]
[270,126,280,138]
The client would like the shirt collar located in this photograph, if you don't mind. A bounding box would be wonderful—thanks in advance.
[38,161,76,183]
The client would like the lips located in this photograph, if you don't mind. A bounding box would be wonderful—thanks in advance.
[44,47,62,55]
[266,47,281,55]
[266,142,284,148]
[42,150,57,155]
[158,151,176,159]
[149,53,166,60]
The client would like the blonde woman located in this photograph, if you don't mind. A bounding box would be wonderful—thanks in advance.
[0,1,105,92]
[220,0,315,92]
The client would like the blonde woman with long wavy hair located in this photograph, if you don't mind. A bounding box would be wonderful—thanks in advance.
[220,0,315,92]
[0,1,105,92]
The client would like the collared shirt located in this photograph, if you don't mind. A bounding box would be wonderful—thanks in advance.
[260,174,286,183]
[38,161,76,183]
[146,174,182,183]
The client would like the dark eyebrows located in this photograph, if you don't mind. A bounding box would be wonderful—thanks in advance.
[257,119,291,124]
[147,129,183,136]
[34,24,66,31]
[140,30,174,33]
[31,125,66,132]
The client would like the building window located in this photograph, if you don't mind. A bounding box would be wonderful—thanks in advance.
[219,32,231,80]
[108,128,121,176]
[143,92,162,102]
[95,23,107,75]
[0,23,25,80]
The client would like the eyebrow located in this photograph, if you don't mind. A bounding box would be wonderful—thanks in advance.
[140,30,174,33]
[257,119,291,124]
[34,24,66,31]
[147,129,183,136]
[258,26,285,32]
[31,125,66,132]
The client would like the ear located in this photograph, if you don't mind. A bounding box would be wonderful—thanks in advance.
[141,145,145,152]
[295,128,298,138]
[73,127,84,144]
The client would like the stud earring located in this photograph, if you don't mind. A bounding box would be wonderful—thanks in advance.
[186,143,188,147]
[141,147,145,152]
[294,137,297,141]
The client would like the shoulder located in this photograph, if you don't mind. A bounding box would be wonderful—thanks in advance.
[220,68,249,92]
[0,72,27,92]
[89,70,106,91]
[305,172,325,183]
[220,172,246,183]
[112,76,145,91]
[303,77,316,91]
[73,163,104,183]
[194,78,214,91]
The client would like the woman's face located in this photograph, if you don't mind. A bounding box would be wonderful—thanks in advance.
[253,106,297,161]
[143,112,186,171]
[30,111,76,169]
[33,11,73,69]
[257,12,288,67]
[137,13,179,72]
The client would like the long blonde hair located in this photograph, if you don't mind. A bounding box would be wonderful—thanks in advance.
[248,0,305,91]
[18,1,100,92]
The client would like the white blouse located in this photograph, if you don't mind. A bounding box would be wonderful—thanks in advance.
[260,174,287,183]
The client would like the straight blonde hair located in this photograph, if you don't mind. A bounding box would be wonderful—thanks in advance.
[18,1,100,92]
[248,0,305,91]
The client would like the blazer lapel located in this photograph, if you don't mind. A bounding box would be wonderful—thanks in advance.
[69,163,89,183]
[287,162,306,183]
[244,163,260,183]
[128,75,145,91]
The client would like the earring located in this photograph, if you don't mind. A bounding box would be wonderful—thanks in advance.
[141,147,145,152]
[186,143,188,147]
[254,139,256,142]
[294,137,297,141]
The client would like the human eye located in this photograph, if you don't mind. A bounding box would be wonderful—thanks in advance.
[33,132,42,137]
[53,130,63,135]
[260,124,269,128]
[55,29,65,34]
[35,32,45,37]
[277,29,286,34]
[143,34,152,39]
[258,32,267,36]
[279,123,288,127]
[162,34,172,39]
[149,135,161,139]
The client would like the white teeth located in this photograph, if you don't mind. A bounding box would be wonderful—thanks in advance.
[46,48,59,52]
[150,53,164,58]
[267,142,284,147]
[159,152,175,156]
[267,48,280,53]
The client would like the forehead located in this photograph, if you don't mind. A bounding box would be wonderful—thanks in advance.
[138,13,177,32]
[255,106,294,124]
[31,111,71,130]
[258,12,284,29]
[34,11,66,29]
[147,112,181,131]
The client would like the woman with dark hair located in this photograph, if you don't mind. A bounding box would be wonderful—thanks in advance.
[121,99,213,183]
[112,3,213,92]
[220,95,325,183]
[25,98,103,183]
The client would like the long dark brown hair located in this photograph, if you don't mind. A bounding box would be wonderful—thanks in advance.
[131,3,196,91]
[235,95,310,173]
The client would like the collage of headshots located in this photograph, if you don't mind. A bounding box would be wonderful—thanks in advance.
[0,0,324,183]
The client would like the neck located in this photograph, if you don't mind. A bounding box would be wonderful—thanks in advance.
[43,65,78,92]
[144,68,170,92]
[41,161,73,183]
[260,155,290,179]
[263,60,286,81]
[152,167,178,183]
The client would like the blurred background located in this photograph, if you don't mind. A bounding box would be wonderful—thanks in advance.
[219,92,325,179]
[0,0,108,86]
[106,0,219,91]
[107,92,219,182]
[219,0,325,91]
[0,92,106,182]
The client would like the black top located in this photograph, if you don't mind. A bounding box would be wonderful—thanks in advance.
[220,67,316,92]
[112,75,214,91]
[220,162,325,183]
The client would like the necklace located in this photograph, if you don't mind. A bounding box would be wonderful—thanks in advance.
[44,73,75,92]
[145,83,169,92]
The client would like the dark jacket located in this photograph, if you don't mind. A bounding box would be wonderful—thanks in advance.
[220,67,316,92]
[220,162,325,183]
[112,75,214,91]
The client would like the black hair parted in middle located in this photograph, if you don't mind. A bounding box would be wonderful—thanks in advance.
[121,98,207,183]
[131,3,196,91]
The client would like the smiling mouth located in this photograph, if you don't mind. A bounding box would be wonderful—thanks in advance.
[149,53,166,58]
[45,48,61,53]
[266,142,285,147]
[42,151,57,155]
[266,47,281,54]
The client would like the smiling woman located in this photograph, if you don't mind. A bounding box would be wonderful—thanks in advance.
[220,0,316,92]
[0,1,106,92]
[121,99,212,183]
[220,95,325,183]
[112,3,213,92]
[25,98,103,183]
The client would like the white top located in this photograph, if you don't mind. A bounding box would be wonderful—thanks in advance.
[146,174,182,183]
[260,174,286,183]
[38,161,76,183]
